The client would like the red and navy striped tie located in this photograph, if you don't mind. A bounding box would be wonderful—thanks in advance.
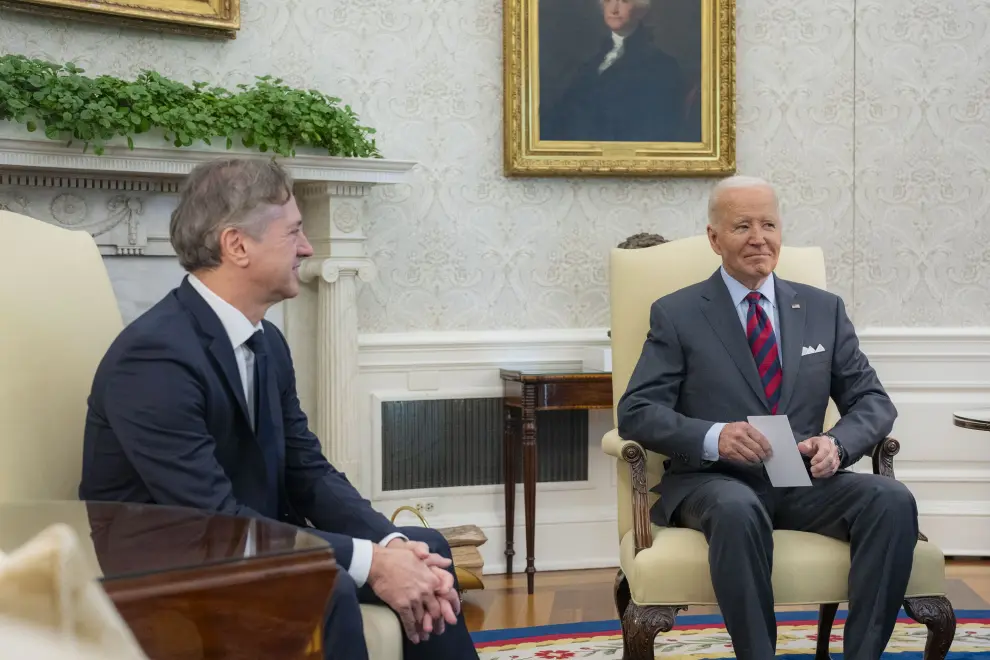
[745,292,782,413]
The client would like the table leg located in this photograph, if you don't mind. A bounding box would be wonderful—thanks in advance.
[502,404,517,575]
[522,384,537,595]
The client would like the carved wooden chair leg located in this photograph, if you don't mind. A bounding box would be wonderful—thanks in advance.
[903,596,956,660]
[621,603,680,660]
[815,603,839,659]
[614,569,631,619]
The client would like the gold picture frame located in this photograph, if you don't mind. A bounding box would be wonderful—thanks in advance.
[0,0,240,39]
[503,0,735,177]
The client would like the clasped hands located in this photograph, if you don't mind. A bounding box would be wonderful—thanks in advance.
[717,421,840,478]
[366,538,460,644]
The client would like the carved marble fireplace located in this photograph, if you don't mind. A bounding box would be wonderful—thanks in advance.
[0,122,414,494]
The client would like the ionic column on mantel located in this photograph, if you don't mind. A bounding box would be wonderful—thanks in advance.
[289,182,389,497]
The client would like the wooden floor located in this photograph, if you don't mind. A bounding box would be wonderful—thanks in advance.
[464,559,990,632]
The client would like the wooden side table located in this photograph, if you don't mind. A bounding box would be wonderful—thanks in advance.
[500,367,613,594]
[953,409,990,431]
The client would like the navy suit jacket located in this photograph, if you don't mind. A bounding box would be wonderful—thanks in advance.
[80,276,400,570]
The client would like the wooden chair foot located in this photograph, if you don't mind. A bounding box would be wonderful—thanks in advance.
[903,596,956,660]
[620,601,679,660]
[614,569,631,619]
[816,603,839,659]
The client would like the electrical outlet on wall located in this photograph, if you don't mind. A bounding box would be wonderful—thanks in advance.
[414,499,436,513]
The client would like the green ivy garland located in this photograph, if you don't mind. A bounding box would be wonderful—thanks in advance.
[0,54,380,158]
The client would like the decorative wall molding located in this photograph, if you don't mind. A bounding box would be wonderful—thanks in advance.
[891,468,990,484]
[359,326,990,567]
[856,328,990,359]
[360,327,610,350]
[0,182,172,255]
[0,172,180,192]
[359,328,610,372]
[362,326,990,351]
[878,381,990,392]
[295,182,373,199]
[919,501,990,517]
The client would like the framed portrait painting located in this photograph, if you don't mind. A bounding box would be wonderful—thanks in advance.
[0,0,239,38]
[503,0,735,177]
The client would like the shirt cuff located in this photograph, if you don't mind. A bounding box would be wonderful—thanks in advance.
[347,539,374,587]
[379,532,408,548]
[703,423,725,462]
[347,533,410,588]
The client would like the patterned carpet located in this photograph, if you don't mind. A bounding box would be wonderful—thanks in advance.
[473,610,990,659]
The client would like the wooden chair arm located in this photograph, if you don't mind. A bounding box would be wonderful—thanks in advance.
[870,436,928,542]
[603,429,653,554]
[871,436,900,478]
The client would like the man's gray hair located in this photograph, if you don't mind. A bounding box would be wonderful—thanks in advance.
[169,158,294,272]
[599,0,651,8]
[707,175,778,225]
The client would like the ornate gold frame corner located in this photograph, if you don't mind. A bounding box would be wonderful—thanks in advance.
[0,0,240,39]
[502,0,736,177]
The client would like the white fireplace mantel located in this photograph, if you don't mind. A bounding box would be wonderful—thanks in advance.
[0,127,414,185]
[0,120,416,494]
[0,122,415,256]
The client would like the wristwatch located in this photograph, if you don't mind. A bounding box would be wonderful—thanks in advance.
[824,433,845,467]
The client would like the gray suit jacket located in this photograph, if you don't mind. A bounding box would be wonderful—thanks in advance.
[617,269,896,526]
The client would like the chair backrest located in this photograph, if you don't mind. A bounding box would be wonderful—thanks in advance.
[608,234,835,541]
[0,211,123,502]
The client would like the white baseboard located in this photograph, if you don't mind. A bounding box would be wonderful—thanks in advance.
[475,517,621,575]
[359,327,990,559]
[483,555,620,575]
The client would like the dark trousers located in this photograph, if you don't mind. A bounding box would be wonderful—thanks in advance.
[674,470,919,660]
[322,525,479,660]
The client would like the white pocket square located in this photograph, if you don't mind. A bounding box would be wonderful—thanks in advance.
[801,344,826,356]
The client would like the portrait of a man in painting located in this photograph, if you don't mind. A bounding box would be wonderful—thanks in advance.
[502,0,732,177]
[538,0,701,144]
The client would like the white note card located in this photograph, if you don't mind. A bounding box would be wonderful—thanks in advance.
[747,415,812,487]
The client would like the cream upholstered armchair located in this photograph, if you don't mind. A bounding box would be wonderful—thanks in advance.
[602,235,956,660]
[0,210,403,660]
[0,210,124,503]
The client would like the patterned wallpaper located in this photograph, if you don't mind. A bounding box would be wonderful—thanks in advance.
[854,0,990,325]
[2,0,988,331]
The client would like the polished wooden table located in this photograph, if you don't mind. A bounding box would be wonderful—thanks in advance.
[953,409,990,431]
[500,367,613,594]
[0,501,337,659]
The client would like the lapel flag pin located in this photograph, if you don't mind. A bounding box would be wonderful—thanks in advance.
[792,303,801,308]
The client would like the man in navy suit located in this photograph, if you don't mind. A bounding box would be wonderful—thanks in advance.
[80,158,480,660]
[617,176,918,659]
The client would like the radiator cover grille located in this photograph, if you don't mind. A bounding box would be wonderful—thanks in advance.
[380,398,588,491]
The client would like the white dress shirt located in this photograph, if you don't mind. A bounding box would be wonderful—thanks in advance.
[599,32,626,73]
[701,267,782,461]
[187,275,403,586]
[187,274,262,426]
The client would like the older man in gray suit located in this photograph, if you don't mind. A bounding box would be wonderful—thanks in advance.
[617,176,919,660]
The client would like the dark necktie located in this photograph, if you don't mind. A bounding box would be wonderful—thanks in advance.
[745,292,782,414]
[245,330,280,518]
